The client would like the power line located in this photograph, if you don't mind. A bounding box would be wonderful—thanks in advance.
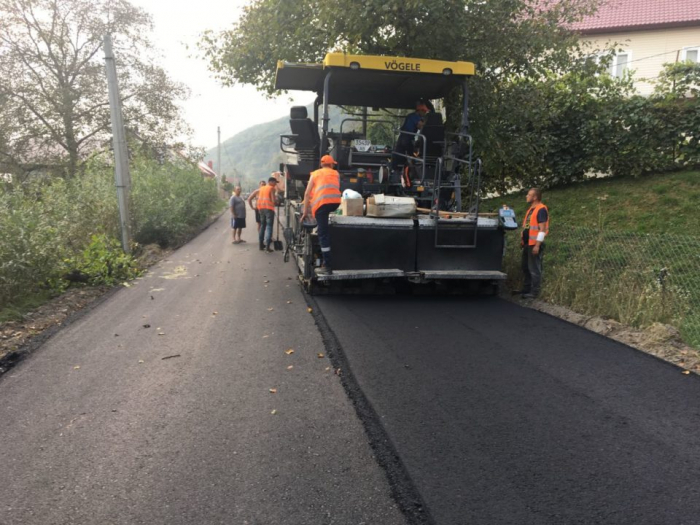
[624,45,700,65]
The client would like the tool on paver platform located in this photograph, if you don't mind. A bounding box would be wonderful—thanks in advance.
[498,206,519,231]
[275,53,518,294]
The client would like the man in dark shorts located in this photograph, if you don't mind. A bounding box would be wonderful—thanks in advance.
[252,179,266,232]
[229,186,247,244]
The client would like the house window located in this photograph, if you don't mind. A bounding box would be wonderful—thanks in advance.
[682,47,699,63]
[612,52,631,78]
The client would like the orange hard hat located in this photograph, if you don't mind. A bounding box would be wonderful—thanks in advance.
[320,155,337,165]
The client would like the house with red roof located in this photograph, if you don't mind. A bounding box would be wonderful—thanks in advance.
[571,0,700,93]
[197,160,218,179]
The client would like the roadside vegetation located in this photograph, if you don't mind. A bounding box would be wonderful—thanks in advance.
[485,170,700,235]
[480,62,700,348]
[0,155,221,320]
[484,170,700,348]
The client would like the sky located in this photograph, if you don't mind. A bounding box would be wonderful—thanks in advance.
[130,0,314,150]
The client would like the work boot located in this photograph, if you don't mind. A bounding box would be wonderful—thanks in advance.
[259,243,264,251]
[265,246,274,253]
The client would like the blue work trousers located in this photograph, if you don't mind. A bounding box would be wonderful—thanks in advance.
[315,203,340,268]
[259,209,275,248]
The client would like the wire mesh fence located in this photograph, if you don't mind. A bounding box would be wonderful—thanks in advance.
[504,226,700,349]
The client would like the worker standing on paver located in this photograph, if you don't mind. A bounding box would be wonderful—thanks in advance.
[248,175,282,252]
[391,100,429,172]
[519,188,549,299]
[301,155,342,275]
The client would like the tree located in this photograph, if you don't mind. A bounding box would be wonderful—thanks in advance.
[201,0,597,95]
[200,0,625,193]
[0,0,190,179]
[221,174,234,193]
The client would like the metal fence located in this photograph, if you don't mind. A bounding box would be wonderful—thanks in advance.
[504,226,700,349]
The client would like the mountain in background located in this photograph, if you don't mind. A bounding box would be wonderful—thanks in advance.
[205,106,345,190]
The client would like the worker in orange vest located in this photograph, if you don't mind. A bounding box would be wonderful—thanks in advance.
[519,187,549,298]
[247,175,283,252]
[301,155,342,275]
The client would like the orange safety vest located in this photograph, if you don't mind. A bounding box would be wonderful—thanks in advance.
[257,185,276,211]
[309,167,341,216]
[522,203,550,246]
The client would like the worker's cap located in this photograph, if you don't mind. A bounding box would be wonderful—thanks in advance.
[267,176,278,183]
[320,155,337,165]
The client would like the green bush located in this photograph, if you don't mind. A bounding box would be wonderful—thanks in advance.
[0,180,70,305]
[65,234,141,286]
[474,62,700,194]
[130,157,221,247]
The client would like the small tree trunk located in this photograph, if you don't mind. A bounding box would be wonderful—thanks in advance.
[62,88,79,178]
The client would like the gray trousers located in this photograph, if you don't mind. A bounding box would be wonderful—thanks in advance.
[521,245,545,296]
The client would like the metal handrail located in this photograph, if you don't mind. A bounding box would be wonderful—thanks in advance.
[392,129,430,182]
[339,117,396,140]
[430,132,482,249]
[430,157,444,218]
[472,158,482,216]
[443,132,475,214]
[280,134,299,155]
[337,118,396,169]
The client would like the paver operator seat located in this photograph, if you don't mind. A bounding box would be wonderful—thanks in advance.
[420,111,445,158]
[289,106,320,163]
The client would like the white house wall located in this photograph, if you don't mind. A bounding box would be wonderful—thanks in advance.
[580,26,700,94]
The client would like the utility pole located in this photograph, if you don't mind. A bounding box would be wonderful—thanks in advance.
[217,126,222,193]
[103,33,132,254]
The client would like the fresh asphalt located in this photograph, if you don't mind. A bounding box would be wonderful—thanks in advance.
[315,294,700,525]
[2,214,700,525]
[0,214,404,525]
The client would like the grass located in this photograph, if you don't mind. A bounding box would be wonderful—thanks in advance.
[482,170,700,349]
[481,170,700,235]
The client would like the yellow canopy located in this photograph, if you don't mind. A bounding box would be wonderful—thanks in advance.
[275,53,475,109]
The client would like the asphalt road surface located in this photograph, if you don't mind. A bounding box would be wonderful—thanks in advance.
[316,294,700,525]
[2,214,700,525]
[0,214,404,525]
